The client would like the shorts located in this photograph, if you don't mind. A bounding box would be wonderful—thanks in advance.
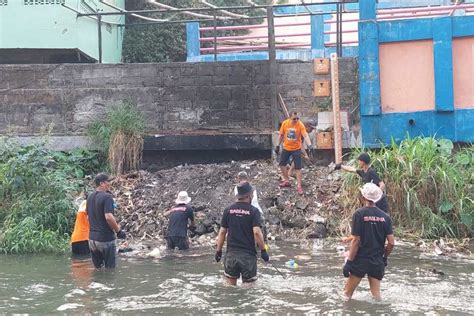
[71,240,90,256]
[347,256,385,280]
[166,236,189,250]
[88,240,117,269]
[224,250,258,282]
[376,195,390,214]
[279,149,302,170]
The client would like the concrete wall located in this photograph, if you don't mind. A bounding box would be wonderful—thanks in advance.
[0,59,359,149]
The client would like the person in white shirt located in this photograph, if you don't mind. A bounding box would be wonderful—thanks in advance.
[234,171,267,240]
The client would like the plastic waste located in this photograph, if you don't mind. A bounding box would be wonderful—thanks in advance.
[285,259,299,269]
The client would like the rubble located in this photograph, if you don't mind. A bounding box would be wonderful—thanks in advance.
[111,160,345,247]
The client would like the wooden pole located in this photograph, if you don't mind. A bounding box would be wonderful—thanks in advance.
[267,6,278,131]
[278,93,290,119]
[330,53,342,164]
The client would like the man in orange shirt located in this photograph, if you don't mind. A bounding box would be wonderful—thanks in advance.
[275,112,314,195]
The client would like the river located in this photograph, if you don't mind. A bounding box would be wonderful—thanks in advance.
[0,241,472,314]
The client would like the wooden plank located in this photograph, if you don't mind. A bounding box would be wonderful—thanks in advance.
[278,93,290,118]
[267,7,278,131]
[330,53,343,164]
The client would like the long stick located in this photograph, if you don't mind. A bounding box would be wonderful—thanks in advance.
[278,93,290,119]
[330,53,342,164]
[270,261,287,279]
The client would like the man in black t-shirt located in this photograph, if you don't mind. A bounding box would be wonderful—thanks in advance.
[86,173,126,269]
[165,191,195,250]
[343,183,395,300]
[215,182,269,285]
[335,152,390,213]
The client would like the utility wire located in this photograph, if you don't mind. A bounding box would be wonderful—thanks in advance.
[199,0,250,18]
[245,0,267,12]
[147,0,231,20]
[100,0,168,22]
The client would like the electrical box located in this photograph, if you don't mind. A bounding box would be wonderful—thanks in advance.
[316,131,333,149]
[313,80,331,97]
[313,58,330,74]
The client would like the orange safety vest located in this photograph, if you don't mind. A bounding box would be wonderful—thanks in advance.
[71,201,89,244]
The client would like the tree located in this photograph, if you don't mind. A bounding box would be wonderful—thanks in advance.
[122,0,270,63]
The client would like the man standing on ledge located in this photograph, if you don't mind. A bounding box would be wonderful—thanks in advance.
[87,173,126,269]
[215,182,269,285]
[343,183,395,300]
[275,112,313,195]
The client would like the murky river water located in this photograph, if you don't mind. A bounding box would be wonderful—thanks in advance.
[0,241,472,314]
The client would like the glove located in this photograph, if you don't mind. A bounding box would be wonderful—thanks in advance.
[261,250,270,262]
[274,145,281,155]
[215,250,222,262]
[335,163,342,171]
[116,229,126,239]
[343,260,352,277]
[383,256,388,267]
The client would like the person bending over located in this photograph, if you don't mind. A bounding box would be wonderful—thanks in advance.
[165,191,195,250]
[335,152,390,213]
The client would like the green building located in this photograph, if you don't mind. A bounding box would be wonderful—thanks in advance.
[0,0,125,63]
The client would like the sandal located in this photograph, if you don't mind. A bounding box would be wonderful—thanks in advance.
[297,186,304,195]
[279,181,291,188]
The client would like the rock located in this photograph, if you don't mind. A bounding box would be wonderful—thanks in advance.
[309,214,326,224]
[148,248,162,258]
[281,215,306,229]
[266,214,281,225]
[295,200,309,210]
[195,223,207,235]
[306,223,327,239]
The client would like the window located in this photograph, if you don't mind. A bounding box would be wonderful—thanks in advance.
[24,0,65,5]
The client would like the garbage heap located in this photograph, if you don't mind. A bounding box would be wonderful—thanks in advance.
[112,160,347,247]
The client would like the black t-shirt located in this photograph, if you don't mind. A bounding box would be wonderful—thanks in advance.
[357,167,390,213]
[167,204,194,237]
[356,167,382,186]
[86,191,116,242]
[221,202,262,255]
[351,206,393,259]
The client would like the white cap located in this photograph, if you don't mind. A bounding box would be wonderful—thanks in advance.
[175,191,191,205]
[359,183,383,203]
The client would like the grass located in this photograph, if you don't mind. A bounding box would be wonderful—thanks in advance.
[88,100,145,175]
[0,139,102,254]
[339,137,473,239]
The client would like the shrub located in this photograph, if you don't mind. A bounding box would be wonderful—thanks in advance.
[88,101,145,175]
[0,139,102,254]
[339,137,473,238]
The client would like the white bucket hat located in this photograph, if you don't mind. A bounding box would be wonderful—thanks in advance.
[359,182,383,203]
[175,191,191,205]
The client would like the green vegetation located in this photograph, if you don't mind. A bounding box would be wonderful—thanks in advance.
[0,140,102,254]
[339,137,474,238]
[123,0,271,63]
[88,101,145,175]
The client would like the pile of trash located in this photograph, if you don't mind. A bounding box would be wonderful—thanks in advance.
[416,238,472,257]
[112,159,346,248]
